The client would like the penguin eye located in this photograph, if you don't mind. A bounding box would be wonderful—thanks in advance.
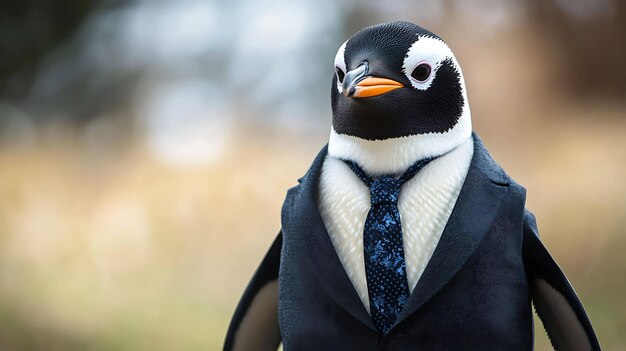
[411,63,431,82]
[335,66,346,83]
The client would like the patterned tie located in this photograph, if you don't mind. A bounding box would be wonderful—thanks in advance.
[343,157,437,334]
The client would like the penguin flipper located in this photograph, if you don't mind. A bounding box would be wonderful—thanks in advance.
[523,210,600,351]
[223,232,282,351]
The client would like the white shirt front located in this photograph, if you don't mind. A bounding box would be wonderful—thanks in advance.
[318,137,474,312]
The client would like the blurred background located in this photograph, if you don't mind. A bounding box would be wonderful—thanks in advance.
[0,0,625,349]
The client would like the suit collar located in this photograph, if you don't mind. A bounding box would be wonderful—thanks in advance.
[284,144,378,331]
[284,133,510,335]
[392,133,509,330]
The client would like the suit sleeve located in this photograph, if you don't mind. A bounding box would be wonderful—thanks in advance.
[223,232,282,351]
[522,210,601,351]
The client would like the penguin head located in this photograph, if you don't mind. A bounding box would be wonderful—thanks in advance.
[329,21,472,174]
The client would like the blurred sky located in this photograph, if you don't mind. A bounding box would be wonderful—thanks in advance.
[2,0,624,166]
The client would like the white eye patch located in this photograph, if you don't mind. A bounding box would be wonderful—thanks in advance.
[403,36,456,90]
[334,40,348,93]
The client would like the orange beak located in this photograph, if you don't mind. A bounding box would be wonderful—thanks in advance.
[341,62,404,98]
[351,77,403,98]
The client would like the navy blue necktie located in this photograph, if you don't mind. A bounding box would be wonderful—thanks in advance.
[343,157,437,334]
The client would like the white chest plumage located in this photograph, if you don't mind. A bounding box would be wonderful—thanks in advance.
[318,137,474,312]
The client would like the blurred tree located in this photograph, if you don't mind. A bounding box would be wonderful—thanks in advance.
[1,0,624,130]
[0,0,100,100]
[0,0,136,128]
[527,0,626,100]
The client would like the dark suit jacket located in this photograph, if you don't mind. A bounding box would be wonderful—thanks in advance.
[225,134,600,351]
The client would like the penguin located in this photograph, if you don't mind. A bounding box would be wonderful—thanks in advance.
[224,21,600,351]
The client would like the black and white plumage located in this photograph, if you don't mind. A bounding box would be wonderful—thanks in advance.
[224,21,600,351]
[323,22,474,313]
[330,22,471,174]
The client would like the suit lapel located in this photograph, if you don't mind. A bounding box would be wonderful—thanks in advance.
[393,133,510,328]
[285,134,510,334]
[285,145,378,332]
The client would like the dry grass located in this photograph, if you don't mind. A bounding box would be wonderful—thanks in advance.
[0,131,316,350]
[0,115,624,350]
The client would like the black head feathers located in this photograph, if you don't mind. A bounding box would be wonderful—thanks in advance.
[331,21,468,141]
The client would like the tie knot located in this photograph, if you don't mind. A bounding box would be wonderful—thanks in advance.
[370,176,401,205]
